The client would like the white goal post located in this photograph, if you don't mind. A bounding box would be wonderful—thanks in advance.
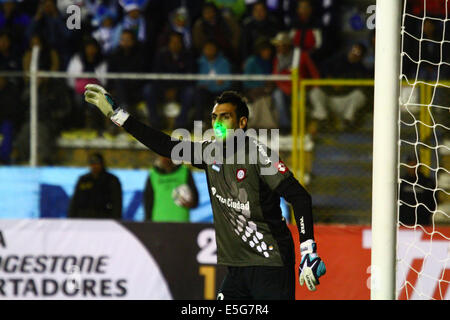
[373,0,450,300]
[371,0,402,300]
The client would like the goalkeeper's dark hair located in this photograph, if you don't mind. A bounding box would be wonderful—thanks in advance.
[215,91,249,130]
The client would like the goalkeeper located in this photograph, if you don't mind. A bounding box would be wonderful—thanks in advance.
[84,84,326,299]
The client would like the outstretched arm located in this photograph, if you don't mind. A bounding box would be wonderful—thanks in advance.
[122,115,183,159]
[84,84,205,169]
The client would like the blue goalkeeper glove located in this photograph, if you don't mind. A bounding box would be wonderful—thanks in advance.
[299,239,326,291]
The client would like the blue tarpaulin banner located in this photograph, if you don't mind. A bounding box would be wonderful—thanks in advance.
[0,166,289,222]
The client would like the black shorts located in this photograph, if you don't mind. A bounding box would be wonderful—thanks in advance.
[217,263,295,300]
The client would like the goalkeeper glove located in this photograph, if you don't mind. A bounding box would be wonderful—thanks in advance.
[299,239,326,292]
[84,84,130,126]
[84,84,116,117]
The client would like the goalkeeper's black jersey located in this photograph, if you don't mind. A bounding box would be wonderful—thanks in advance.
[122,116,315,267]
[198,135,295,266]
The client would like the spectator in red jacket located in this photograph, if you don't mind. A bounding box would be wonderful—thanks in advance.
[289,0,322,54]
[271,31,319,133]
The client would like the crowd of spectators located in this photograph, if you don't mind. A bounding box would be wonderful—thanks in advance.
[0,0,447,165]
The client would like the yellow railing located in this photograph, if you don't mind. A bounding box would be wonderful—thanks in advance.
[291,79,374,184]
[290,78,449,183]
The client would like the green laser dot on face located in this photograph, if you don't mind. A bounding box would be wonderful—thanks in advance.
[214,122,228,138]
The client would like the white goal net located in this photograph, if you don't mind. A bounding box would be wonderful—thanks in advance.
[397,0,450,300]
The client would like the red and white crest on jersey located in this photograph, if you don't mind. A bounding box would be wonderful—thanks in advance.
[236,168,246,181]
[274,161,288,174]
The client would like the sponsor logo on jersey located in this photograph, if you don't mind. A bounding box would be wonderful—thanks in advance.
[210,187,250,211]
[236,169,246,181]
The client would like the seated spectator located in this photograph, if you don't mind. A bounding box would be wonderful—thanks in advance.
[322,43,370,79]
[107,29,149,118]
[68,153,122,219]
[243,37,274,100]
[243,37,278,129]
[309,43,370,130]
[112,0,149,50]
[91,7,118,55]
[143,155,199,222]
[304,0,341,67]
[244,0,292,27]
[193,40,232,126]
[157,6,192,51]
[0,0,31,53]
[144,32,195,130]
[67,37,107,95]
[241,1,281,60]
[192,2,241,66]
[66,37,108,129]
[143,0,202,66]
[22,32,59,74]
[26,0,70,69]
[271,31,320,133]
[288,0,322,56]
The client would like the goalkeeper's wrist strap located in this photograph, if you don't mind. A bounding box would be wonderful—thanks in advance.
[300,239,317,256]
[110,108,129,127]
